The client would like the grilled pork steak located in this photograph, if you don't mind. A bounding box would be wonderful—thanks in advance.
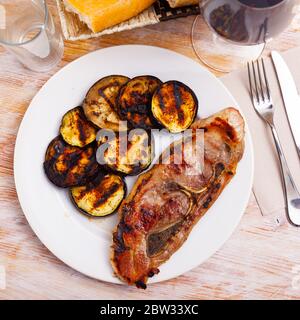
[111,108,245,288]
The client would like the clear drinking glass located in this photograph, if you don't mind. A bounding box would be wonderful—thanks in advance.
[0,0,64,72]
[192,0,299,73]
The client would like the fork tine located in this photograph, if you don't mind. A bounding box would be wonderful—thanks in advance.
[247,62,255,103]
[261,59,271,100]
[256,59,265,101]
[251,61,260,102]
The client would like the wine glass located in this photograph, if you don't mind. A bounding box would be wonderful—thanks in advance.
[192,0,299,73]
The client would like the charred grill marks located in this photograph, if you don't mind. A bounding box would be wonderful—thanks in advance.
[113,227,128,254]
[83,75,130,131]
[113,210,132,254]
[215,163,225,178]
[152,81,198,133]
[77,112,88,144]
[203,196,212,209]
[148,269,159,278]
[135,281,147,290]
[44,136,98,188]
[70,174,125,217]
[173,82,183,110]
[98,131,153,176]
[98,88,115,110]
[117,76,162,129]
[94,182,120,207]
[60,107,97,147]
[173,82,185,124]
[157,91,165,111]
[123,100,148,115]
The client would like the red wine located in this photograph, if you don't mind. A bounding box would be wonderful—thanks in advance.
[203,0,296,45]
[238,0,284,8]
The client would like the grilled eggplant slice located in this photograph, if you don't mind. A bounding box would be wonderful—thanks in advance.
[117,76,162,130]
[152,81,198,133]
[97,130,153,176]
[71,173,126,217]
[83,75,130,132]
[60,107,97,147]
[44,136,99,188]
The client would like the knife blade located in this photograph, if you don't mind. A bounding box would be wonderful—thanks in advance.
[271,51,300,160]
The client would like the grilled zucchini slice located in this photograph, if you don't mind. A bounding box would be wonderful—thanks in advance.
[60,107,97,147]
[71,173,126,217]
[117,76,162,130]
[152,81,198,133]
[44,136,99,188]
[97,130,153,176]
[83,75,130,132]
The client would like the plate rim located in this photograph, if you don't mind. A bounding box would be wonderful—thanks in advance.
[14,44,254,285]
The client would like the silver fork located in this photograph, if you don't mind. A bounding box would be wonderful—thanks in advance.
[247,59,300,226]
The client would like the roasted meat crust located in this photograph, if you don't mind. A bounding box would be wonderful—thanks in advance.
[111,108,245,288]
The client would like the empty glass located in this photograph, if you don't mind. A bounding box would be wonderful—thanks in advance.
[0,0,64,72]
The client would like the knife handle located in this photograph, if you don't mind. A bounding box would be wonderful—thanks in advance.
[270,125,300,226]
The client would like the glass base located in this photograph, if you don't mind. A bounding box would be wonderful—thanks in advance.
[191,15,265,73]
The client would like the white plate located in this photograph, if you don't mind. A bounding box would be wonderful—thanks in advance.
[14,45,254,285]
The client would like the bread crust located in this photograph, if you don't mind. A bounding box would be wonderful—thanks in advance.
[64,0,156,33]
[167,0,199,8]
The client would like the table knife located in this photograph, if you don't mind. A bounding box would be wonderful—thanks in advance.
[271,51,300,160]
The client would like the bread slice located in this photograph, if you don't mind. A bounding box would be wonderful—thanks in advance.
[167,0,199,8]
[63,0,156,33]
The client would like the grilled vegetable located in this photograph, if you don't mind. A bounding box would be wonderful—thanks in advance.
[117,76,162,130]
[97,130,153,176]
[83,75,130,132]
[44,136,99,188]
[152,81,198,133]
[60,107,97,147]
[71,173,126,217]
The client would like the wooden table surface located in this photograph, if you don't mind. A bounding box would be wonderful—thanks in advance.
[1,1,300,300]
